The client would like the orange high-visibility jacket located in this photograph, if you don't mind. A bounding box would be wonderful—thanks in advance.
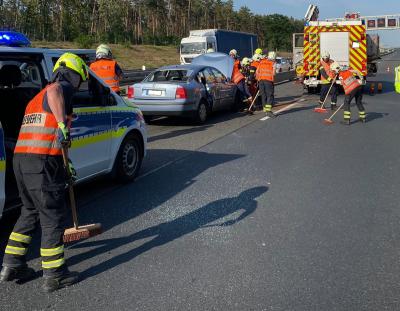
[320,59,336,83]
[90,59,120,92]
[14,86,62,156]
[339,70,361,95]
[231,59,245,84]
[256,59,275,82]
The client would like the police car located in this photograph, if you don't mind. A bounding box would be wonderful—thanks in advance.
[0,31,147,218]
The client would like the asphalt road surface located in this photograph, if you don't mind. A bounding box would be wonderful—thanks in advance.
[1,51,400,310]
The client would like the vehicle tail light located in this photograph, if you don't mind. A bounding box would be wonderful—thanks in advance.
[362,61,367,72]
[304,61,309,71]
[175,86,187,99]
[127,86,134,99]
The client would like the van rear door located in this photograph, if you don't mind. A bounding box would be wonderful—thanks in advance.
[0,122,6,218]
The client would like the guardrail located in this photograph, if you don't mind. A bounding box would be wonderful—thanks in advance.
[121,69,295,86]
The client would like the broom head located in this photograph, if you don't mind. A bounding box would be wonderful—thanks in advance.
[63,223,102,243]
[314,107,328,113]
[323,118,334,125]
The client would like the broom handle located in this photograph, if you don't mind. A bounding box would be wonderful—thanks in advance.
[327,101,346,121]
[319,74,337,109]
[248,90,260,111]
[61,146,79,229]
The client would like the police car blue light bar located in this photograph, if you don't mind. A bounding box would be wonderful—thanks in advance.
[0,31,31,47]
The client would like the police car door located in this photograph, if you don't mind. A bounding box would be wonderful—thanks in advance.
[0,122,6,217]
[69,75,112,179]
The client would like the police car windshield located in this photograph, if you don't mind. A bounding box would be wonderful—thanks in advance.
[146,70,193,82]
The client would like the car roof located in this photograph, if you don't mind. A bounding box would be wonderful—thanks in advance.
[156,64,206,72]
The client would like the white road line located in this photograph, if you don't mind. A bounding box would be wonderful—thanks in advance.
[259,116,270,121]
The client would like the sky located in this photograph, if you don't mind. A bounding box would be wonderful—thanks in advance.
[233,0,400,47]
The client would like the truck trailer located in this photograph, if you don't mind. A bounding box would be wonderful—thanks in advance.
[180,29,257,64]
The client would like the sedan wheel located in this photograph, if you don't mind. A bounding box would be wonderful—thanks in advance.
[194,101,208,124]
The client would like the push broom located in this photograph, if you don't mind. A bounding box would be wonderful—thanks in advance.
[323,101,346,125]
[61,146,102,243]
[314,74,338,113]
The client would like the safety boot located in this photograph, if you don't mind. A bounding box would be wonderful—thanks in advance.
[340,119,351,125]
[42,270,79,293]
[359,117,367,123]
[331,103,337,110]
[0,265,35,282]
[266,111,276,118]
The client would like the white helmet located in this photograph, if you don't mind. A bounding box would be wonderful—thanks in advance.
[229,49,238,57]
[322,51,330,59]
[241,57,250,66]
[330,62,341,72]
[268,51,277,60]
[253,53,262,62]
[96,44,112,59]
[206,48,215,53]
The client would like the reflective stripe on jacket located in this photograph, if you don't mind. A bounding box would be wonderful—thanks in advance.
[231,60,245,84]
[14,86,62,156]
[90,59,120,92]
[320,59,335,84]
[256,59,274,82]
[339,70,361,95]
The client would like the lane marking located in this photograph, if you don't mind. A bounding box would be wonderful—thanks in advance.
[259,116,270,121]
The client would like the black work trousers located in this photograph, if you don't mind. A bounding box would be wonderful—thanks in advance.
[344,86,365,112]
[259,80,274,110]
[319,83,338,104]
[3,154,68,277]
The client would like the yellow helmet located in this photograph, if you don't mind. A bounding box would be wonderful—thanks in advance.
[268,51,277,60]
[241,57,250,66]
[53,53,89,81]
[96,44,112,59]
[255,48,263,55]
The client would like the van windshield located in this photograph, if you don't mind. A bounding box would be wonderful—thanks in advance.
[181,42,206,54]
[146,70,193,82]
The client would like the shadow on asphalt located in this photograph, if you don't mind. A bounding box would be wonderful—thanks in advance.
[148,124,213,142]
[0,149,245,265]
[69,186,267,280]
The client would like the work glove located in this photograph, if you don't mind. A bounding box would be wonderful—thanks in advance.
[67,159,77,184]
[58,122,71,148]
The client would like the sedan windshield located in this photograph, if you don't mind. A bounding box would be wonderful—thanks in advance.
[146,70,193,82]
[181,42,206,54]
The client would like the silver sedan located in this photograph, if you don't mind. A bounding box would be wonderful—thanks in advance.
[128,63,241,124]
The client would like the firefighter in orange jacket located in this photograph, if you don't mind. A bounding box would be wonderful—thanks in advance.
[0,53,88,292]
[229,49,252,105]
[330,62,366,125]
[256,51,276,118]
[319,51,338,110]
[90,44,123,94]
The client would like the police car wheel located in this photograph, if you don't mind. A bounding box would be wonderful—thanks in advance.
[116,134,142,182]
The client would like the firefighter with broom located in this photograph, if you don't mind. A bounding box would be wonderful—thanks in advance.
[319,51,338,110]
[328,62,366,125]
[0,53,87,292]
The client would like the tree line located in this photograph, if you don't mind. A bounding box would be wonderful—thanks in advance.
[0,0,304,51]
